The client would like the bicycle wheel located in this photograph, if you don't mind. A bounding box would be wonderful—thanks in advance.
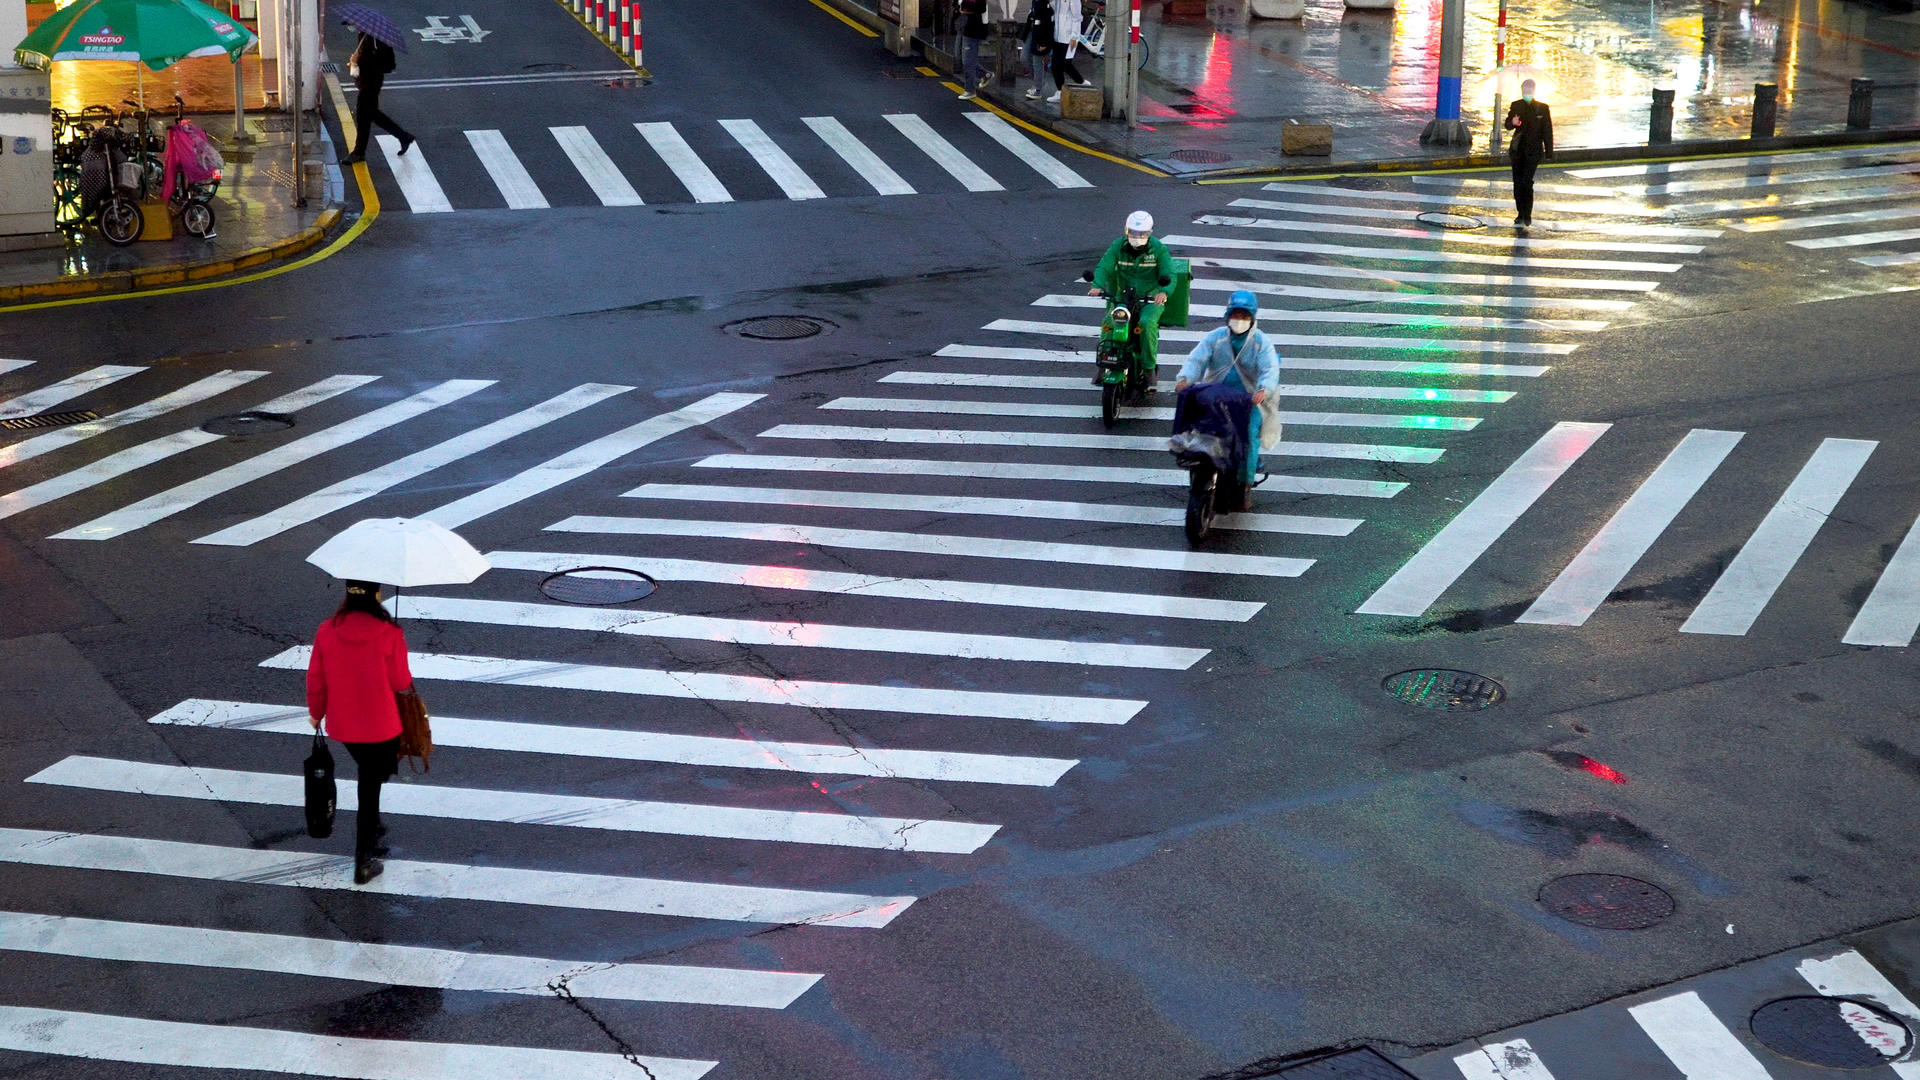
[99,197,143,246]
[1101,382,1120,428]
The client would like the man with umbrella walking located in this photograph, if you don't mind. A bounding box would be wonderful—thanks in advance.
[337,4,414,165]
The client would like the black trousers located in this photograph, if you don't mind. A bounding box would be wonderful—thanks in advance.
[343,736,399,860]
[1510,152,1543,222]
[1051,41,1083,88]
[351,73,412,158]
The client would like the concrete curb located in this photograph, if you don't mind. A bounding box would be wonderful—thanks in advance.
[0,207,344,305]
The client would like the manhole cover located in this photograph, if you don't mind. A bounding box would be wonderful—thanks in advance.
[1750,996,1910,1069]
[523,62,576,72]
[1381,669,1505,710]
[540,568,657,605]
[1538,874,1674,929]
[0,408,99,431]
[1169,147,1232,164]
[200,410,295,436]
[1415,210,1485,230]
[729,316,830,341]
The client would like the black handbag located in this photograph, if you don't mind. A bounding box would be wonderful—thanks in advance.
[304,733,336,839]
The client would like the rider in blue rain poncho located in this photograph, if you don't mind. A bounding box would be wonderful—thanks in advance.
[1174,290,1280,509]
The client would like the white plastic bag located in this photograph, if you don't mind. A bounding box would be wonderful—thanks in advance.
[1259,399,1281,451]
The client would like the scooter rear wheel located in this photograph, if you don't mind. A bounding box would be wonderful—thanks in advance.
[1185,465,1215,546]
[99,197,142,246]
[1101,382,1120,428]
[182,200,214,238]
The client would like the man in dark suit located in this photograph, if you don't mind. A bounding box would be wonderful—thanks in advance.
[342,29,414,165]
[1503,78,1553,229]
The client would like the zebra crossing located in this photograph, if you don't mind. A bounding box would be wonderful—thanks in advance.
[368,110,1094,213]
[1355,421,1920,646]
[1411,143,1920,269]
[1408,946,1920,1079]
[0,169,1765,1078]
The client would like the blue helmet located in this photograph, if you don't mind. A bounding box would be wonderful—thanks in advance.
[1226,290,1259,320]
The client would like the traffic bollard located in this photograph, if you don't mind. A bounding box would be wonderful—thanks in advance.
[1848,78,1873,130]
[596,0,608,37]
[620,0,632,58]
[1751,82,1777,139]
[1649,87,1674,144]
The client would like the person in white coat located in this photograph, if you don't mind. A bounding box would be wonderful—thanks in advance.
[1048,0,1085,103]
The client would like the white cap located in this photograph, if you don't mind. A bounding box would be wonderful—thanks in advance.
[1125,210,1153,234]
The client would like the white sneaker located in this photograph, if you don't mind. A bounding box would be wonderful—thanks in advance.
[980,72,995,88]
[1025,88,1040,100]
[1046,91,1061,104]
[959,90,977,100]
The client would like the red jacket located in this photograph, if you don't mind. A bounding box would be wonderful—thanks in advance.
[307,612,413,743]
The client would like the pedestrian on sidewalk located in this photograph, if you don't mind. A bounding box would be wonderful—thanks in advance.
[1048,0,1086,104]
[1024,0,1055,100]
[1504,79,1553,229]
[957,0,993,100]
[306,580,415,885]
[342,28,415,165]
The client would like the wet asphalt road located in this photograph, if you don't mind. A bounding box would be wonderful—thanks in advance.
[3,2,1920,1078]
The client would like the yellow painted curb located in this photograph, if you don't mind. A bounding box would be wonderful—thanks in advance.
[808,0,879,37]
[958,88,1169,178]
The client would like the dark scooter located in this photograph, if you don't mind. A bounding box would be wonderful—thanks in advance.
[1169,383,1256,546]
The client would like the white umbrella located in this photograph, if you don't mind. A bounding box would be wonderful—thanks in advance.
[306,518,490,588]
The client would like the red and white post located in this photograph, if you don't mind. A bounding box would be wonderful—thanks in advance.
[1491,0,1508,149]
[618,0,631,59]
[632,1,645,72]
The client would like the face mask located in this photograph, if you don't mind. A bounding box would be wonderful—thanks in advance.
[1228,317,1253,334]
[1126,234,1148,249]
[1521,92,1534,102]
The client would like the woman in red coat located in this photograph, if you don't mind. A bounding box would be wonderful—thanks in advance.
[306,579,414,884]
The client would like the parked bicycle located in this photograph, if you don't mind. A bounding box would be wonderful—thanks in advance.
[1079,0,1149,68]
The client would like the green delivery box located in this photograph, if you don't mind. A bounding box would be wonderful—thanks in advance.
[1160,258,1193,327]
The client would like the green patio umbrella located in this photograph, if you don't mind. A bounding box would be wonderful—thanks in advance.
[14,0,258,106]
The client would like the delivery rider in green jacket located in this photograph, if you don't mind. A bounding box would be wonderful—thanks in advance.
[1090,210,1174,398]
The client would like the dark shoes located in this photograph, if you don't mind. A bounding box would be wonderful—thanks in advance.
[340,153,364,165]
[398,134,415,156]
[354,857,384,885]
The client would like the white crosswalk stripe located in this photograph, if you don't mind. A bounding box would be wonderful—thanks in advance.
[550,514,1316,578]
[1453,1039,1559,1080]
[1628,992,1774,1079]
[1187,253,1661,291]
[0,374,375,522]
[0,370,265,470]
[0,909,819,1006]
[803,115,915,194]
[401,594,1209,668]
[51,379,494,541]
[823,394,1480,430]
[880,369,1514,403]
[1166,231,1684,273]
[756,422,1445,462]
[1357,423,1611,617]
[193,383,632,546]
[153,698,1083,784]
[264,645,1147,724]
[1518,429,1743,626]
[1203,210,1705,253]
[0,364,144,419]
[30,756,1003,852]
[1034,291,1609,332]
[0,825,916,926]
[551,124,644,205]
[692,452,1408,498]
[623,480,1364,535]
[0,1006,718,1080]
[465,129,549,208]
[375,133,451,213]
[1681,438,1877,637]
[721,118,827,200]
[886,112,1003,191]
[963,111,1090,188]
[933,343,1556,375]
[635,120,733,203]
